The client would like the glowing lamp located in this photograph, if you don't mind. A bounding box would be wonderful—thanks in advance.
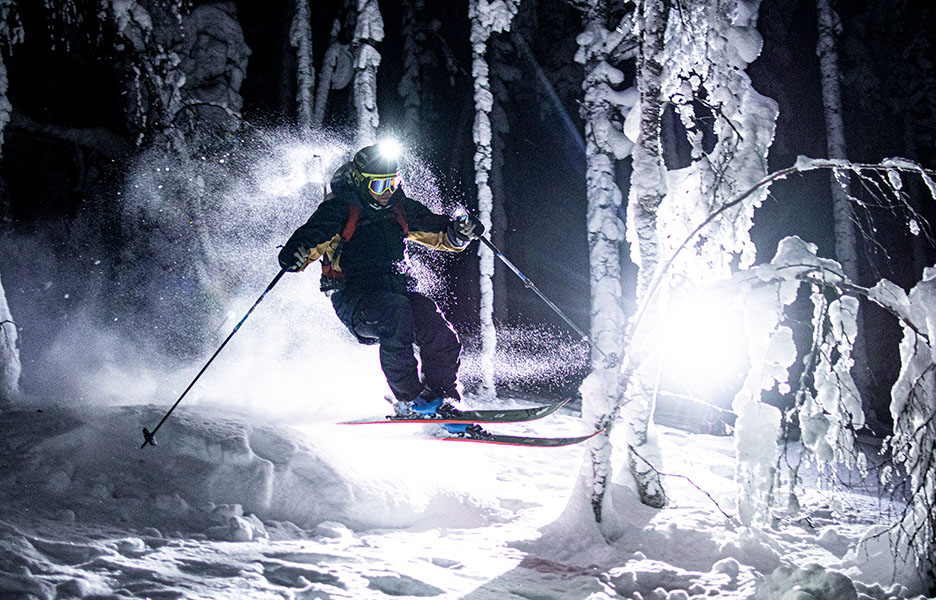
[656,289,747,404]
[377,138,403,161]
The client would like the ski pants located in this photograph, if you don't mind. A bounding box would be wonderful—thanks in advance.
[331,287,461,402]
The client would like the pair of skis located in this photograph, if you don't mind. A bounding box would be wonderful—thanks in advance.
[342,399,602,447]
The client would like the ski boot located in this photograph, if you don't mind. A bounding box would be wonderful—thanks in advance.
[411,394,472,434]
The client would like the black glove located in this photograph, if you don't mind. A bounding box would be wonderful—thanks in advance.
[447,214,485,246]
[279,244,310,272]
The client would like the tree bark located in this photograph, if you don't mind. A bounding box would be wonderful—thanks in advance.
[816,0,872,413]
[0,273,20,404]
[629,1,667,301]
[619,0,669,511]
[816,0,858,281]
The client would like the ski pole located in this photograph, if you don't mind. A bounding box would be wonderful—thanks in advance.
[477,234,618,368]
[140,268,287,449]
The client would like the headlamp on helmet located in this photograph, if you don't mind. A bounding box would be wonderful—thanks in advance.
[351,142,403,200]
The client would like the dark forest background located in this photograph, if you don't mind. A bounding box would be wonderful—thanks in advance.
[1,0,934,418]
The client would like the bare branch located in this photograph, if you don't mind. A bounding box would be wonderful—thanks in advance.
[628,444,738,525]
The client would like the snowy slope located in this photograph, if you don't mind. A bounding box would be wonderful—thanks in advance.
[0,398,929,599]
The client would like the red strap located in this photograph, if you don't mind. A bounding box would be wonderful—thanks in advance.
[392,204,409,235]
[340,203,406,244]
[342,204,360,241]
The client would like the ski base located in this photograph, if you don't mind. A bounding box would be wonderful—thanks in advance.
[341,399,570,425]
[433,429,603,448]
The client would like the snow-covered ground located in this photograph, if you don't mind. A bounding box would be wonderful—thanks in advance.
[0,393,929,599]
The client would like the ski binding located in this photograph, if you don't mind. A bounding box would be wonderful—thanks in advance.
[341,399,570,425]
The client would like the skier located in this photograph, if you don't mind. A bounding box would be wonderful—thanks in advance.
[278,142,483,432]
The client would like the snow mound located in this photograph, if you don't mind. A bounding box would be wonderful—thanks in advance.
[0,404,504,536]
[0,401,928,599]
[755,563,859,600]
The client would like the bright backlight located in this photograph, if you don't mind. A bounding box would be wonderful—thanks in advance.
[656,291,748,403]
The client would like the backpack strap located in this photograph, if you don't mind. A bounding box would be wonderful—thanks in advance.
[321,203,408,294]
[392,204,408,236]
[320,203,360,292]
[342,203,361,241]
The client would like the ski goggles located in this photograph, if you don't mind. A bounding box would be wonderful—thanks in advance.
[365,174,401,195]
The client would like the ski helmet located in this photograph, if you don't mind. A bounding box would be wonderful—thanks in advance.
[352,144,399,177]
[351,142,403,209]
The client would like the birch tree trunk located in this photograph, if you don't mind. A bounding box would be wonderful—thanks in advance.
[816,0,858,281]
[468,0,517,401]
[628,1,667,302]
[0,52,11,223]
[573,0,663,524]
[816,0,871,410]
[2,9,25,400]
[291,0,314,130]
[353,0,384,146]
[616,0,668,511]
[0,273,20,403]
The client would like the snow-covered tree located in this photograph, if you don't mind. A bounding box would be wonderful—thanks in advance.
[572,0,640,520]
[353,0,383,146]
[0,272,19,403]
[176,2,249,138]
[573,0,780,522]
[488,35,516,323]
[313,19,353,128]
[92,0,189,148]
[0,0,20,166]
[0,1,22,400]
[468,0,518,400]
[651,154,936,573]
[291,0,314,130]
[614,0,669,512]
[878,267,936,583]
[0,0,22,206]
[815,0,873,412]
[398,0,424,138]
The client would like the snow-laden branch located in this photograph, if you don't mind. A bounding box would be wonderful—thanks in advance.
[631,157,936,336]
[611,154,936,570]
[172,102,243,128]
[7,111,131,159]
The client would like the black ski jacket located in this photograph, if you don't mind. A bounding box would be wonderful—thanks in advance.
[278,171,466,291]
